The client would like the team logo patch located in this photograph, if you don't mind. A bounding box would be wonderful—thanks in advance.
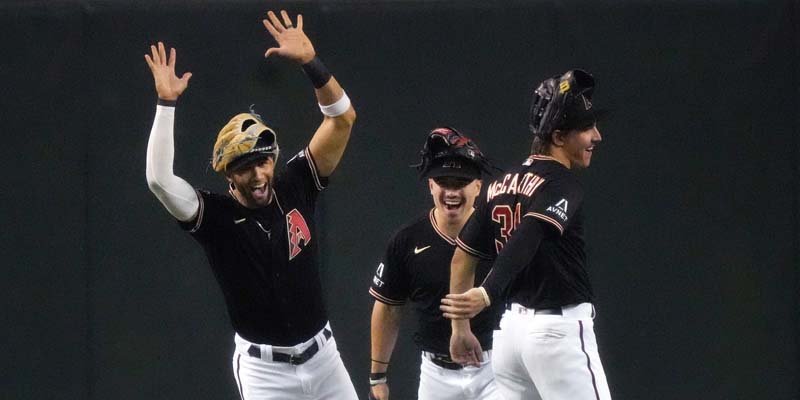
[373,262,385,287]
[286,209,311,260]
[545,198,569,222]
[581,94,593,110]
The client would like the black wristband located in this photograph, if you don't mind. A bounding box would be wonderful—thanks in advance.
[369,373,387,380]
[301,56,332,89]
[157,98,177,107]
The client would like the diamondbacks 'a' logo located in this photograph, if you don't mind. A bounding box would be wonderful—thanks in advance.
[286,209,311,260]
[581,94,592,110]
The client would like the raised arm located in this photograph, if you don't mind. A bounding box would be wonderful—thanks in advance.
[144,42,198,222]
[262,10,355,177]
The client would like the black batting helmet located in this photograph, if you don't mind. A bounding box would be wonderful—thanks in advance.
[529,69,602,140]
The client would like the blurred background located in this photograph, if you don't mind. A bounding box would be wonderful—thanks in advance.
[1,0,797,399]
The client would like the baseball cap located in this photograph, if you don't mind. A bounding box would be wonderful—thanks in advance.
[225,130,277,172]
[424,156,482,180]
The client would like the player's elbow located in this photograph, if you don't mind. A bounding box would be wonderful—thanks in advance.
[146,173,166,197]
[329,106,356,128]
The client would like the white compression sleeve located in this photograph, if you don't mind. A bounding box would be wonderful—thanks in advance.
[145,105,200,222]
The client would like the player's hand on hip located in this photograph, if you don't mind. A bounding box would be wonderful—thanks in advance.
[143,42,192,101]
[369,382,389,400]
[262,10,316,64]
[450,329,484,367]
[440,288,487,320]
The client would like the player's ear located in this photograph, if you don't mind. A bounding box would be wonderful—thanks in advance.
[551,129,566,147]
[474,179,482,192]
[428,178,435,195]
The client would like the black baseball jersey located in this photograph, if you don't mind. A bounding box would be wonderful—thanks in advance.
[179,148,328,346]
[457,155,594,309]
[369,210,503,354]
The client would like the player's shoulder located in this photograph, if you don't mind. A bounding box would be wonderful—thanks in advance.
[196,188,236,205]
[526,156,582,187]
[390,211,432,242]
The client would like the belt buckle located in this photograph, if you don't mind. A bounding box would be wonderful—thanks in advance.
[288,353,303,365]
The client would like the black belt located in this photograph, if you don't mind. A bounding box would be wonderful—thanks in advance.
[247,328,332,365]
[506,304,563,315]
[426,352,463,371]
[534,308,562,315]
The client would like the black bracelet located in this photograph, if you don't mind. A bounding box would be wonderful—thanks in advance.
[157,98,177,107]
[371,358,390,365]
[369,372,387,380]
[301,56,332,89]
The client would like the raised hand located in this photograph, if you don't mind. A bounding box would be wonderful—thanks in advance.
[144,42,192,101]
[261,10,316,64]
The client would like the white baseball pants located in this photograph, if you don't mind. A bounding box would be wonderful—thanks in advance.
[231,323,358,400]
[491,303,612,400]
[418,351,500,400]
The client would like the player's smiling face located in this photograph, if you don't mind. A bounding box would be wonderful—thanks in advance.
[429,177,481,221]
[554,124,602,169]
[227,156,276,208]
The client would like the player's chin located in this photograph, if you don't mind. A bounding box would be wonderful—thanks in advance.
[575,152,593,168]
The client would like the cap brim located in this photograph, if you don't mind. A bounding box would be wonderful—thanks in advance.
[226,152,273,173]
[425,163,481,180]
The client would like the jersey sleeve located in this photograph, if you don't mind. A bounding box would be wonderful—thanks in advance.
[480,217,546,303]
[275,147,329,203]
[456,191,495,259]
[178,190,231,241]
[523,174,584,235]
[369,232,411,306]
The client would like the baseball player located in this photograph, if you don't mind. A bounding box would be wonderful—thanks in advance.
[144,10,358,400]
[368,128,504,400]
[440,70,612,400]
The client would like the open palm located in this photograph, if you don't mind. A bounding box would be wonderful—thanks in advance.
[144,41,192,101]
[262,10,316,64]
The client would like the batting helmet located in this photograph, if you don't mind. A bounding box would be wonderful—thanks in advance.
[529,69,600,140]
[212,109,280,174]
